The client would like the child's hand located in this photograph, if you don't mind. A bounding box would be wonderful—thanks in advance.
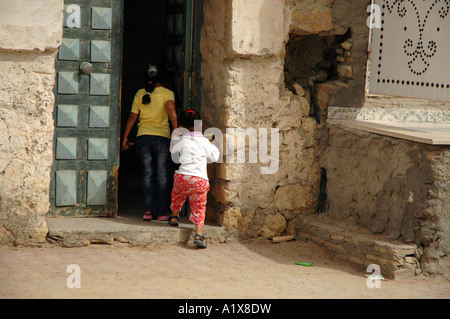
[171,127,186,140]
[204,133,215,142]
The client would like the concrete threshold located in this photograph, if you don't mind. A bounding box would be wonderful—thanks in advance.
[46,216,238,248]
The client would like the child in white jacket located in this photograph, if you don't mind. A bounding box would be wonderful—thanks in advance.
[168,109,220,248]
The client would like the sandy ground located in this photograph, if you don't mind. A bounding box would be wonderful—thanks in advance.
[0,237,449,300]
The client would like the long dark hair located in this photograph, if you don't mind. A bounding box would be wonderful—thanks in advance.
[142,63,169,104]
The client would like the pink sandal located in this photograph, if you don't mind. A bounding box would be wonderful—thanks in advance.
[142,213,153,221]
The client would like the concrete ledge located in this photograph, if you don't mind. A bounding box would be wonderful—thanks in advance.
[296,216,421,280]
[328,119,450,145]
[46,217,239,248]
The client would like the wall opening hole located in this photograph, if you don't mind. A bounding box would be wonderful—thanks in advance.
[284,29,351,94]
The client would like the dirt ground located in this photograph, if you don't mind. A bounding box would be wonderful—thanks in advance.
[0,237,449,299]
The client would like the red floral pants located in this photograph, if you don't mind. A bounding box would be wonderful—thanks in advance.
[170,173,210,226]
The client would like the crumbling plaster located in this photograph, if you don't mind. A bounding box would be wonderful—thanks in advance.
[0,0,63,245]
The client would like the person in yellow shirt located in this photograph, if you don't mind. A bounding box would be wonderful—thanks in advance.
[122,63,178,221]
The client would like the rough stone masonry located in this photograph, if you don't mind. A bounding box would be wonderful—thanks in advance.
[0,0,63,245]
[201,0,370,239]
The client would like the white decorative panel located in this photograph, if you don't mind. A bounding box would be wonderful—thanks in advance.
[369,0,450,102]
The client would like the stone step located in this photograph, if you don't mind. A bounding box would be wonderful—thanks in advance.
[295,216,420,280]
[46,216,238,248]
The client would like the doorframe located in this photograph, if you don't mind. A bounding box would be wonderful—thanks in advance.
[106,0,124,216]
[183,0,204,113]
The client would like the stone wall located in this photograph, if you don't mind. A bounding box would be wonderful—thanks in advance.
[201,0,449,279]
[202,0,317,238]
[288,0,370,110]
[201,0,370,238]
[321,125,450,278]
[0,0,63,245]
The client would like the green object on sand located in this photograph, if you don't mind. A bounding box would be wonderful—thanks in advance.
[295,262,314,266]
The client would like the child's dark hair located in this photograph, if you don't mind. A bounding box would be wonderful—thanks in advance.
[142,63,169,104]
[179,109,200,129]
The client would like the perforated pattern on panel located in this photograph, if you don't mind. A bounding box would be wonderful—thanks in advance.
[369,0,450,102]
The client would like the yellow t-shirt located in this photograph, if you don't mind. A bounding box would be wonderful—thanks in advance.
[131,87,175,138]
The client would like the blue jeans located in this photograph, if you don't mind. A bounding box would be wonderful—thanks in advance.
[136,135,171,216]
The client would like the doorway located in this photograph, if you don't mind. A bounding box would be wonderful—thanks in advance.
[118,0,203,218]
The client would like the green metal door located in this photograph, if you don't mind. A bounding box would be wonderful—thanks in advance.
[165,0,185,110]
[189,0,204,113]
[166,0,204,112]
[49,0,123,217]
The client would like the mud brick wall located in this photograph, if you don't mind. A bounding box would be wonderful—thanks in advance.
[321,125,450,279]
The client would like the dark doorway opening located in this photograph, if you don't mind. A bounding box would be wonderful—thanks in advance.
[119,0,180,218]
[118,0,204,219]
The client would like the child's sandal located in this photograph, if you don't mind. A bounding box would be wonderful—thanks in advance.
[168,215,180,226]
[194,234,207,248]
[142,213,153,221]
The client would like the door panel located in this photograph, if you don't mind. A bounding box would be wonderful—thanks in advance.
[190,0,204,113]
[166,0,186,109]
[49,0,123,217]
[166,0,204,111]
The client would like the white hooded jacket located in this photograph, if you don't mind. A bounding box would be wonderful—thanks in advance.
[170,130,220,180]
